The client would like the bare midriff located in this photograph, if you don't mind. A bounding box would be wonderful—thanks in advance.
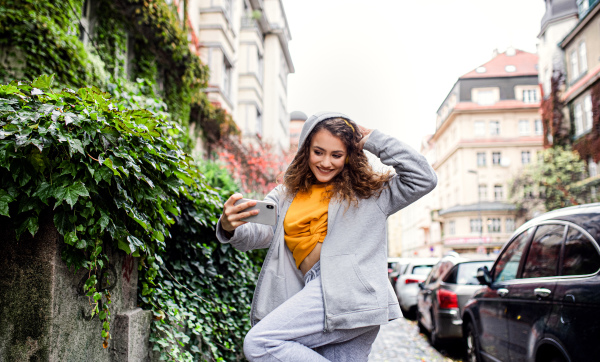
[299,242,322,276]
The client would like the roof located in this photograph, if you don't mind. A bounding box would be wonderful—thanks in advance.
[460,49,538,79]
[439,202,517,216]
[290,110,307,121]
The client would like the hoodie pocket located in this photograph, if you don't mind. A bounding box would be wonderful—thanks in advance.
[322,254,378,315]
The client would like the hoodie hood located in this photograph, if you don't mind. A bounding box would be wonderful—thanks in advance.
[297,111,353,150]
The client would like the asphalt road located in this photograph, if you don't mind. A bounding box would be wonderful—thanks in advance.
[369,317,463,362]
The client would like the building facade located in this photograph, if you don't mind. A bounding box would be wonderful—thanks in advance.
[558,0,600,189]
[187,0,294,150]
[429,49,544,255]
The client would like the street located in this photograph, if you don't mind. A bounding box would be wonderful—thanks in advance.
[369,317,463,362]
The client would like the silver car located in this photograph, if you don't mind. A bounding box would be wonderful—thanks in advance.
[394,257,439,318]
[416,254,494,347]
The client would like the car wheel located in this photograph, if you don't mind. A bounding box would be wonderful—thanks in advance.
[547,355,567,362]
[464,321,481,362]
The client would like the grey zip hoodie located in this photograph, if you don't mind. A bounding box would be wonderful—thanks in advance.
[216,111,437,331]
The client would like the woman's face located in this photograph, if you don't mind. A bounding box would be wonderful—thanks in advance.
[308,129,347,183]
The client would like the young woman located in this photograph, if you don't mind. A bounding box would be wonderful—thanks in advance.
[217,112,437,361]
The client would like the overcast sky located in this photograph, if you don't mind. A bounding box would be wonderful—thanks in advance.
[282,0,546,150]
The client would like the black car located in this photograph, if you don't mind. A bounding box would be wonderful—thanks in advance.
[462,203,600,362]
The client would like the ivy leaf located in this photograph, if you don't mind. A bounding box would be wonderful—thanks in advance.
[64,231,78,246]
[16,215,38,239]
[0,189,15,216]
[31,74,54,89]
[68,138,85,156]
[54,182,90,209]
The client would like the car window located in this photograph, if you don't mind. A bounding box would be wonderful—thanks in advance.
[445,261,494,285]
[493,227,534,282]
[426,263,441,284]
[412,265,433,275]
[521,224,564,279]
[562,226,600,276]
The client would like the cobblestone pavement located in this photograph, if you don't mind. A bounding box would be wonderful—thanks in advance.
[368,317,463,362]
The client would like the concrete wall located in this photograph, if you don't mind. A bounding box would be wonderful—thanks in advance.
[0,211,151,361]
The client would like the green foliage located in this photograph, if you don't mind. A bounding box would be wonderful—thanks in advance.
[0,75,199,348]
[510,147,594,214]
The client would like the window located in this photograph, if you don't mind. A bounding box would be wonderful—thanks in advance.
[255,109,262,137]
[534,119,543,135]
[589,158,598,177]
[521,224,564,278]
[578,0,590,15]
[478,184,487,201]
[223,0,233,21]
[477,152,486,167]
[570,49,580,80]
[574,103,584,136]
[522,89,538,104]
[492,152,502,165]
[222,59,232,97]
[521,151,531,164]
[518,120,530,135]
[494,185,503,201]
[257,51,264,84]
[477,90,495,105]
[493,228,535,282]
[584,94,593,133]
[448,261,494,285]
[563,226,600,276]
[488,218,501,233]
[579,42,588,73]
[506,218,515,233]
[489,121,500,136]
[470,218,482,234]
[474,121,485,136]
[448,220,456,235]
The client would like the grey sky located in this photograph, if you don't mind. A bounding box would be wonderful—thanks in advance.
[282,0,546,149]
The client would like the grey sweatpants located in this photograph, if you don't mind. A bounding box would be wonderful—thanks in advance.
[244,261,381,361]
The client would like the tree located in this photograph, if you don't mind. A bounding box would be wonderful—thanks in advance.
[510,147,591,215]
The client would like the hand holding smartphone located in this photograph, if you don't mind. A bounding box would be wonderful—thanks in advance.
[233,198,278,226]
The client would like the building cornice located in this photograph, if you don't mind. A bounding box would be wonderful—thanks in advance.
[561,2,600,48]
[562,62,600,102]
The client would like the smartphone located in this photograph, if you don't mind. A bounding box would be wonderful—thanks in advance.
[234,198,278,226]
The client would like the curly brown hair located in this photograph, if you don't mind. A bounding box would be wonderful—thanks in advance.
[283,117,391,204]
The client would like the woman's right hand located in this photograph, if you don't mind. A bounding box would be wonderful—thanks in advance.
[221,193,259,233]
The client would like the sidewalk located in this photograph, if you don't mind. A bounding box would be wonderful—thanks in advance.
[368,317,458,362]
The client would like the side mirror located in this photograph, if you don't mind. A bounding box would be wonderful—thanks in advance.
[476,266,492,286]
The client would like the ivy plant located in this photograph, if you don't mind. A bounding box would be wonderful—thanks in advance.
[0,75,199,348]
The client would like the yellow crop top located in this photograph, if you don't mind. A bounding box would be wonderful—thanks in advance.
[284,184,331,268]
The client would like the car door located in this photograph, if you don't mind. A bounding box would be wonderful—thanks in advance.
[505,223,564,361]
[418,262,441,331]
[548,224,600,362]
[477,227,535,362]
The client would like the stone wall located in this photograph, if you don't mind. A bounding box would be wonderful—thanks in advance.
[0,211,152,361]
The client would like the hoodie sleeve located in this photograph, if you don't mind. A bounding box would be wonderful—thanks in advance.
[215,185,282,252]
[363,130,437,216]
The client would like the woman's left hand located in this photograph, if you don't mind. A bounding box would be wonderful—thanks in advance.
[357,125,372,151]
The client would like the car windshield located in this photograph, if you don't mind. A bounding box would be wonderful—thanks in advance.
[451,261,494,285]
[411,265,433,275]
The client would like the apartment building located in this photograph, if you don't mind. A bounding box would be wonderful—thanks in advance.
[399,135,440,257]
[538,0,578,97]
[430,49,544,255]
[558,0,600,187]
[187,0,295,150]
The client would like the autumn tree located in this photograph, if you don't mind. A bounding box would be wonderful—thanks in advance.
[509,147,595,216]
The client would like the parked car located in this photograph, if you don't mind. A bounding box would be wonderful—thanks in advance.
[416,253,494,347]
[395,257,439,318]
[462,203,600,362]
[387,257,411,287]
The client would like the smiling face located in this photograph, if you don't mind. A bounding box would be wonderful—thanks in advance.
[308,129,347,183]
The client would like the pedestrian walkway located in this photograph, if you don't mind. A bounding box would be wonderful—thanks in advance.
[369,318,457,362]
